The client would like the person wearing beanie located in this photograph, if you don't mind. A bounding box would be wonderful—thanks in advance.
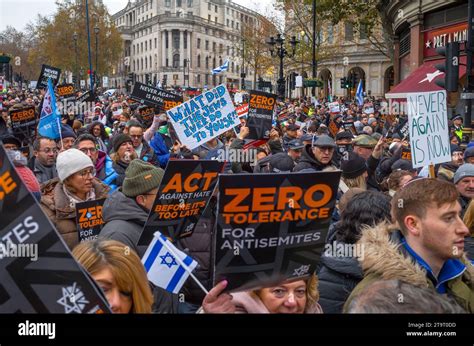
[100,159,165,257]
[59,124,77,151]
[453,163,474,216]
[294,135,337,172]
[340,152,368,190]
[111,134,137,187]
[268,152,296,172]
[438,144,464,183]
[40,149,110,250]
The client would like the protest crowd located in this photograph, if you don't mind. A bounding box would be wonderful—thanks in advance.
[1,76,474,315]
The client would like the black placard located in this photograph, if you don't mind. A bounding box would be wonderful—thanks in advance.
[138,160,224,246]
[131,82,183,110]
[37,64,61,89]
[76,90,96,104]
[75,199,106,243]
[9,106,37,141]
[246,90,277,140]
[214,171,341,292]
[0,145,111,313]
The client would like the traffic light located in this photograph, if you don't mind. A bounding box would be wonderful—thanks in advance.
[258,77,264,90]
[340,77,346,89]
[162,74,167,87]
[435,42,460,92]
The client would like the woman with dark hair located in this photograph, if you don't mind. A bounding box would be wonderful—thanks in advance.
[89,121,110,152]
[317,191,391,313]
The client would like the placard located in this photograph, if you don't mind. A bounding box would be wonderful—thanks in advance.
[131,82,183,111]
[246,90,276,140]
[138,160,224,245]
[214,171,341,292]
[0,145,110,313]
[75,199,106,243]
[166,84,239,150]
[9,107,37,140]
[37,64,61,89]
[57,84,75,99]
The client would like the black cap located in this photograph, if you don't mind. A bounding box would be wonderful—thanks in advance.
[341,153,367,179]
[0,134,21,148]
[336,131,353,141]
[286,123,300,131]
[391,159,415,172]
[451,114,463,121]
[269,153,295,172]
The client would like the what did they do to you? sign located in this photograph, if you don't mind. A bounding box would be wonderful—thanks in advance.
[166,84,240,150]
[407,90,450,169]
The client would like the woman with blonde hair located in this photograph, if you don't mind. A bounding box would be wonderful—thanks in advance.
[462,200,474,260]
[201,273,323,314]
[340,152,368,190]
[73,239,153,314]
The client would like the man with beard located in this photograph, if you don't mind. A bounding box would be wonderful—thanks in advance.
[438,144,464,183]
[293,135,337,172]
[454,164,474,217]
[29,137,58,184]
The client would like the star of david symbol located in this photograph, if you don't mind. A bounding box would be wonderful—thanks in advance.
[86,212,92,218]
[293,264,310,277]
[57,282,90,313]
[160,252,177,268]
[425,40,431,48]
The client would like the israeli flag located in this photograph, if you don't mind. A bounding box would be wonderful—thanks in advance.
[211,59,230,75]
[356,79,364,106]
[142,231,198,294]
[38,78,61,139]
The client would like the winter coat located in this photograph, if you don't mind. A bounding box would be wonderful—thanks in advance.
[177,197,217,306]
[466,236,474,262]
[344,222,474,313]
[28,156,58,184]
[150,132,173,169]
[100,189,149,257]
[40,177,110,250]
[253,155,272,173]
[137,140,159,166]
[293,144,336,172]
[317,239,364,313]
[112,160,129,187]
[95,150,118,192]
[281,134,294,151]
[231,291,324,314]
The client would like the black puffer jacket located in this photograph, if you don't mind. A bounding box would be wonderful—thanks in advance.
[293,144,334,172]
[177,197,217,306]
[112,160,129,187]
[317,239,364,313]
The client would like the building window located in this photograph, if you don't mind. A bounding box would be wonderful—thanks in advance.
[205,40,209,50]
[197,55,201,67]
[205,56,209,69]
[145,41,148,51]
[187,0,192,6]
[231,20,234,28]
[227,19,229,26]
[155,38,157,48]
[145,57,148,69]
[166,58,169,67]
[231,62,234,73]
[208,14,211,22]
[227,46,230,55]
[359,23,368,40]
[173,54,180,68]
[215,5,218,13]
[197,74,201,83]
[197,38,201,48]
[205,74,209,84]
[188,11,193,17]
[208,3,211,11]
[345,22,354,41]
[213,42,216,52]
[165,32,169,48]
[150,56,152,69]
[215,17,218,23]
[141,42,143,53]
[227,7,229,14]
[173,31,180,49]
[219,75,223,84]
[177,0,182,7]
[236,22,239,30]
[327,25,333,44]
[184,32,187,49]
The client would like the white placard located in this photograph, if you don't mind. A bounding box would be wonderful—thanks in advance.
[295,76,303,88]
[329,102,340,114]
[407,90,450,168]
[102,76,109,88]
[80,80,86,88]
[167,84,239,150]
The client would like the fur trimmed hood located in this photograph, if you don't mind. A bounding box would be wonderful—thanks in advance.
[356,222,474,289]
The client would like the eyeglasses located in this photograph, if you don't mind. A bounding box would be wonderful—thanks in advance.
[130,135,142,139]
[39,148,58,154]
[77,168,96,178]
[79,147,98,154]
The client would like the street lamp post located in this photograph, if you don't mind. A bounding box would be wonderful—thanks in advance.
[267,34,298,100]
[73,32,78,89]
[241,38,246,90]
[85,0,94,91]
[94,25,99,88]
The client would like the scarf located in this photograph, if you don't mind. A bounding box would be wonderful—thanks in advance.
[63,184,96,209]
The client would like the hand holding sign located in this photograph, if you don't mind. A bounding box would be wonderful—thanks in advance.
[202,280,235,313]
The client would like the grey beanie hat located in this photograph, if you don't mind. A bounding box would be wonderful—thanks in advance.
[454,163,474,184]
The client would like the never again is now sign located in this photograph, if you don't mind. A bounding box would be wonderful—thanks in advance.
[407,90,450,168]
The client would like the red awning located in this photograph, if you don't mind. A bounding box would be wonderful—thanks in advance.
[385,56,466,99]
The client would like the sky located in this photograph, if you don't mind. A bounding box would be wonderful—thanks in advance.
[0,0,277,32]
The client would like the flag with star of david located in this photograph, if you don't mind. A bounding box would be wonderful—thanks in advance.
[142,231,198,294]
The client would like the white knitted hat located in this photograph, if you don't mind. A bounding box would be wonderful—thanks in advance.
[56,148,94,182]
